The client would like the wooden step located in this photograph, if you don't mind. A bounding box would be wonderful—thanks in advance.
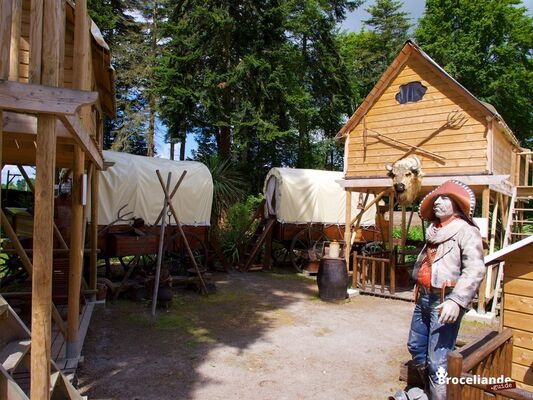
[514,208,533,212]
[0,339,31,374]
[513,220,533,224]
[511,232,532,236]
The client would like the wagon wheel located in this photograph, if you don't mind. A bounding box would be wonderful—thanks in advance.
[0,252,28,288]
[164,232,208,276]
[289,228,328,273]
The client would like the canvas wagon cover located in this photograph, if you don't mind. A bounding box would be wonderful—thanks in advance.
[264,168,376,225]
[97,151,213,226]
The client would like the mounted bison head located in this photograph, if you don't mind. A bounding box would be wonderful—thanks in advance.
[385,156,424,206]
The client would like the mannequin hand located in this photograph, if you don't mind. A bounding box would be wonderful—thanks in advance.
[436,300,460,324]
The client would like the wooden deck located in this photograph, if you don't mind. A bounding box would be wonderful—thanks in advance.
[358,285,416,302]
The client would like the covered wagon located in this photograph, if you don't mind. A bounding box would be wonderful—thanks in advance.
[240,168,378,272]
[94,150,213,272]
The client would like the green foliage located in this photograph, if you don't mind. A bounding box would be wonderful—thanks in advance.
[392,225,424,242]
[216,194,265,264]
[415,0,533,143]
[200,154,247,225]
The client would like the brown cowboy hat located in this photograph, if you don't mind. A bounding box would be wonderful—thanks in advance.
[419,180,476,222]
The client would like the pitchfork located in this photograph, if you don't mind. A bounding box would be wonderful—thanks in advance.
[396,110,469,162]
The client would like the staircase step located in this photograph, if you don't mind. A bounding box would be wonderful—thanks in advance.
[0,339,31,374]
[511,232,532,236]
[514,208,533,212]
[513,220,533,223]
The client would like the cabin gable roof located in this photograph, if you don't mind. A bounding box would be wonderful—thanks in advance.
[337,40,520,148]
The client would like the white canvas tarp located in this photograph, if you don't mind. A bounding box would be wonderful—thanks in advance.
[264,168,376,226]
[97,151,213,226]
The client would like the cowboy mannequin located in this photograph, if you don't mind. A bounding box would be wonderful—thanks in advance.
[406,180,486,400]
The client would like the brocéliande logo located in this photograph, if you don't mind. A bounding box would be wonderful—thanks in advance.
[436,367,516,391]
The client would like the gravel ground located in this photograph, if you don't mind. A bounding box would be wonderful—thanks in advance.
[77,270,493,400]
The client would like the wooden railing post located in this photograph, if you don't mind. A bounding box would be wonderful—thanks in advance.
[447,351,463,400]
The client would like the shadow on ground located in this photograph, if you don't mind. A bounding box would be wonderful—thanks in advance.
[77,269,318,399]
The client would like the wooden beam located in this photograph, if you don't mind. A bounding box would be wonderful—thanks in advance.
[344,190,351,266]
[67,146,84,358]
[476,187,490,314]
[59,114,103,170]
[339,175,511,189]
[90,168,99,291]
[32,0,64,398]
[0,80,99,115]
[9,0,21,81]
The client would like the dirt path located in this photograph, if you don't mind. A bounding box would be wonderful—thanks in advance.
[77,271,492,400]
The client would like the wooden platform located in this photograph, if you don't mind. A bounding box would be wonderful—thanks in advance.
[358,285,415,302]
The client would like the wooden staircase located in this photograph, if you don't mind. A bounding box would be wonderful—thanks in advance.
[508,151,533,244]
[237,200,276,272]
[0,295,86,399]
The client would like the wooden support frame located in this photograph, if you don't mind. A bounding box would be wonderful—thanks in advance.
[344,190,351,266]
[66,146,85,358]
[0,80,99,115]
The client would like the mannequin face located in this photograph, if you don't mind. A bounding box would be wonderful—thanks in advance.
[433,195,456,222]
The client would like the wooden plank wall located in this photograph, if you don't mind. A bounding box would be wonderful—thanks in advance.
[19,0,75,87]
[346,52,489,177]
[502,248,533,391]
[492,125,513,176]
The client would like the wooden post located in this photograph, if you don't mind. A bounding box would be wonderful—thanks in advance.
[67,146,85,358]
[388,192,394,250]
[9,0,21,81]
[263,222,273,270]
[29,0,43,84]
[447,352,463,400]
[90,167,99,290]
[344,190,351,268]
[476,187,490,314]
[31,1,64,399]
[1,0,13,229]
[489,195,499,254]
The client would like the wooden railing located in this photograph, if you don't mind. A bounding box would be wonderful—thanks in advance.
[352,252,396,295]
[447,329,533,400]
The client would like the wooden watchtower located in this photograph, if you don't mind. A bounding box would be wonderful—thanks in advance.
[0,0,115,398]
[337,40,531,310]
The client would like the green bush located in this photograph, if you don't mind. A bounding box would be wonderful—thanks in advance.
[216,194,264,264]
[392,225,424,242]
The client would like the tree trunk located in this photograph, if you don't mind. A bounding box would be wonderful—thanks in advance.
[218,126,231,159]
[146,1,158,157]
[170,142,175,160]
[179,128,186,160]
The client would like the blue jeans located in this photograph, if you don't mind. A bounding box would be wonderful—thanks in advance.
[407,293,464,398]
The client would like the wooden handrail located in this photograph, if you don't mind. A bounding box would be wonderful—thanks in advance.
[460,372,533,400]
[460,329,512,372]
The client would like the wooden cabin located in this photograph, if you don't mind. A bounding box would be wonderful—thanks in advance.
[485,236,533,392]
[337,40,532,310]
[0,0,115,398]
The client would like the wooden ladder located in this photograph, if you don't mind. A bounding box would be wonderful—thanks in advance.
[490,151,532,314]
[237,200,276,272]
[0,295,86,399]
